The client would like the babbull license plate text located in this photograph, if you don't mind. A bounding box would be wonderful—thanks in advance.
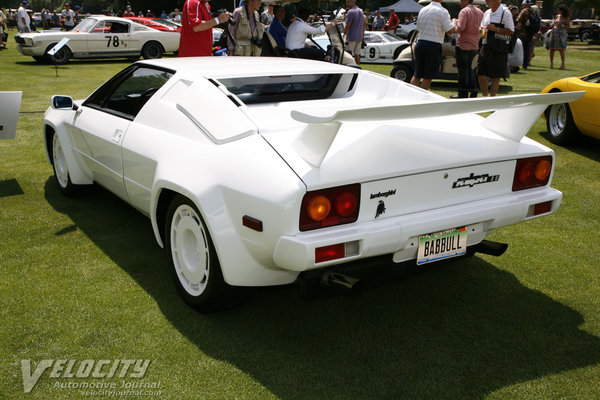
[417,227,467,265]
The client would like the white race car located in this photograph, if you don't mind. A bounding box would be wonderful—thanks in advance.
[15,16,180,64]
[43,57,581,310]
[360,31,409,64]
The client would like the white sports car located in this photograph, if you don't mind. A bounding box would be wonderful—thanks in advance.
[360,31,409,64]
[15,16,180,64]
[43,57,581,310]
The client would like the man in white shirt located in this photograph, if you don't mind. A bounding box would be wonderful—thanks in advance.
[409,0,455,90]
[61,2,76,31]
[17,1,31,33]
[285,8,336,60]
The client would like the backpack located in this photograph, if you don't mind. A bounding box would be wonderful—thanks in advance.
[526,9,541,33]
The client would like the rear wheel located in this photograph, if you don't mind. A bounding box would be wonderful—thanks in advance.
[142,41,163,59]
[545,102,580,145]
[165,195,228,311]
[390,64,412,82]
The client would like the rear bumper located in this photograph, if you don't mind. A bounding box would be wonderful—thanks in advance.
[273,187,561,271]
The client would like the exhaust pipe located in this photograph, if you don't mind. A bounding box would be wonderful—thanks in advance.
[321,271,362,292]
[471,239,508,257]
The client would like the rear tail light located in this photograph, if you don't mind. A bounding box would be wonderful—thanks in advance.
[300,184,360,231]
[512,156,553,191]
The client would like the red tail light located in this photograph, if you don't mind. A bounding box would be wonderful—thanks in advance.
[512,156,553,191]
[300,184,360,231]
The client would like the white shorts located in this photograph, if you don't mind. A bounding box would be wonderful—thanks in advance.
[347,41,362,56]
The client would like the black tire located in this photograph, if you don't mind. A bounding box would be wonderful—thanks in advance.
[45,43,71,64]
[545,102,580,145]
[390,64,412,82]
[580,29,591,42]
[49,130,84,196]
[165,195,228,311]
[141,41,164,59]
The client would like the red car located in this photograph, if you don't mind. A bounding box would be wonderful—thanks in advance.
[125,17,180,32]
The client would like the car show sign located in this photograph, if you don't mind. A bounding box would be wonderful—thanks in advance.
[0,91,22,140]
[47,38,69,56]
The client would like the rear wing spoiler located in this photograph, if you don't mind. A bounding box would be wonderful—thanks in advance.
[291,91,585,167]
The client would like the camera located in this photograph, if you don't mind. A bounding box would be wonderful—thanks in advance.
[250,36,262,47]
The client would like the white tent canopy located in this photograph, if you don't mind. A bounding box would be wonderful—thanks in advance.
[379,0,423,13]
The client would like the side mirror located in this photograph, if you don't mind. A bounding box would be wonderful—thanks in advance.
[51,95,77,111]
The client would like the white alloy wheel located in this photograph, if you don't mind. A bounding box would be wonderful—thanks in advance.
[52,133,70,189]
[547,103,567,136]
[170,204,210,296]
[545,101,579,145]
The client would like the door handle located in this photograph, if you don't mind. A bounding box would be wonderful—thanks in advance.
[112,129,124,143]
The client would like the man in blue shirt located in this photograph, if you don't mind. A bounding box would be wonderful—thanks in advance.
[344,0,365,64]
[267,4,286,47]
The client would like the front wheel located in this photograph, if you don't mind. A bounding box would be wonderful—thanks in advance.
[390,64,412,82]
[49,130,84,196]
[45,43,71,64]
[165,195,227,311]
[580,29,591,42]
[545,102,580,145]
[142,41,164,59]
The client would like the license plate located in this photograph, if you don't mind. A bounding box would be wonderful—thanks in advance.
[417,227,467,265]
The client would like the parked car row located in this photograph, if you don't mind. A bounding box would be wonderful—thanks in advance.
[15,16,180,64]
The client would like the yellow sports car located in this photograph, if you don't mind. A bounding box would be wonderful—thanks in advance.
[541,71,600,145]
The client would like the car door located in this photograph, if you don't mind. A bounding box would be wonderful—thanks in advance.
[87,20,131,56]
[362,33,384,62]
[567,79,600,134]
[69,65,172,200]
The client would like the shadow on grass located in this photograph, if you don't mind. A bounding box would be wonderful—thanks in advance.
[538,130,600,163]
[44,177,600,399]
[0,178,24,198]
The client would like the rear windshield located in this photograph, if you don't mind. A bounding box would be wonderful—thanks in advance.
[217,74,343,104]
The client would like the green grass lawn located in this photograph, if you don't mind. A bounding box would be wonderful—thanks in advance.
[1,37,600,399]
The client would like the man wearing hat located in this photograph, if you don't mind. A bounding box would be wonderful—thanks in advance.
[123,5,135,17]
[17,1,31,33]
[516,0,538,69]
[61,2,76,31]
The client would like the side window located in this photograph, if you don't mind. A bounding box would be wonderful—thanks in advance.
[365,33,382,44]
[84,66,173,119]
[110,22,129,33]
[92,21,106,33]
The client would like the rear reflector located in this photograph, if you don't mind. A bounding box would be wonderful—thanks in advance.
[315,241,359,263]
[533,201,552,216]
[242,215,263,232]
